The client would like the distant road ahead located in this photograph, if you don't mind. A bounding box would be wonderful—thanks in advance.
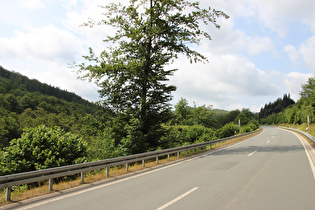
[10,127,315,210]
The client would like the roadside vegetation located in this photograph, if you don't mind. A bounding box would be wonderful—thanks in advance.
[0,0,257,177]
[0,0,260,205]
[0,67,259,176]
[0,131,260,206]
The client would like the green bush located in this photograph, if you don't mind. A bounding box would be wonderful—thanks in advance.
[160,125,217,148]
[0,125,87,175]
[242,120,259,132]
[218,122,239,138]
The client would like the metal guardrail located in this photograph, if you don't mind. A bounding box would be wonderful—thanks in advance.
[1,129,261,201]
[281,127,315,143]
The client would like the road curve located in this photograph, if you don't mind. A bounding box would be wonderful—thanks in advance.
[7,127,315,210]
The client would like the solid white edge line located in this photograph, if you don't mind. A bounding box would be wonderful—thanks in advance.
[156,187,199,210]
[293,133,315,180]
[299,136,315,179]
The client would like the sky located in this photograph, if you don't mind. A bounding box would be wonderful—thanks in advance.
[1,0,314,112]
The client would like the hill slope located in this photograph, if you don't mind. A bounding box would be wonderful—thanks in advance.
[0,66,106,148]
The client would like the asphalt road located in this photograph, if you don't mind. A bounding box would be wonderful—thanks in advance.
[9,127,315,210]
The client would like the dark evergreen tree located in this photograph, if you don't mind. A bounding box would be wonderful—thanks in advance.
[259,93,295,120]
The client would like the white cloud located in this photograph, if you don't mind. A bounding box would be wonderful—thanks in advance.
[300,36,315,71]
[246,36,275,55]
[199,12,278,58]
[169,54,279,111]
[0,25,83,62]
[284,37,315,71]
[284,45,300,65]
[284,72,313,101]
[246,0,315,37]
[201,19,245,55]
[18,0,45,11]
[208,0,315,38]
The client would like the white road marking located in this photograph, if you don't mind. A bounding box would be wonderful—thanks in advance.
[267,140,270,144]
[248,150,257,157]
[156,187,199,210]
[18,160,194,210]
[293,133,315,180]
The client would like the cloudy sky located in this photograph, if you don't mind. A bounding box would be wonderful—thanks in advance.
[1,0,314,112]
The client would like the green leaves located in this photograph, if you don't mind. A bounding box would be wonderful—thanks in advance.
[0,125,87,175]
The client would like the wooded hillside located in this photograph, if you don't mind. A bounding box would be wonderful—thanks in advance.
[0,66,107,148]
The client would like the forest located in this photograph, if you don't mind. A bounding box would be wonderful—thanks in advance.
[259,78,315,125]
[0,66,259,175]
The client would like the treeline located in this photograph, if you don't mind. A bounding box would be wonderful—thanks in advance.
[0,66,92,105]
[84,99,259,160]
[259,93,295,119]
[158,98,259,150]
[259,78,314,125]
[0,67,259,175]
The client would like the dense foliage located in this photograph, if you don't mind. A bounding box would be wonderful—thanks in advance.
[0,126,87,175]
[0,66,107,148]
[259,78,314,125]
[158,99,259,149]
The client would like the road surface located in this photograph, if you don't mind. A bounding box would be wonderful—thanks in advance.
[7,127,315,209]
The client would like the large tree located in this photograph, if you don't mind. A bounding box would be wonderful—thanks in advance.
[79,0,229,153]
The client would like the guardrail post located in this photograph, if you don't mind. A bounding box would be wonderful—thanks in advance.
[126,163,129,171]
[142,159,145,167]
[156,156,159,164]
[6,187,11,201]
[193,148,195,154]
[49,179,53,191]
[168,154,170,160]
[81,172,84,184]
[177,152,180,159]
[186,150,188,155]
[106,167,109,178]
